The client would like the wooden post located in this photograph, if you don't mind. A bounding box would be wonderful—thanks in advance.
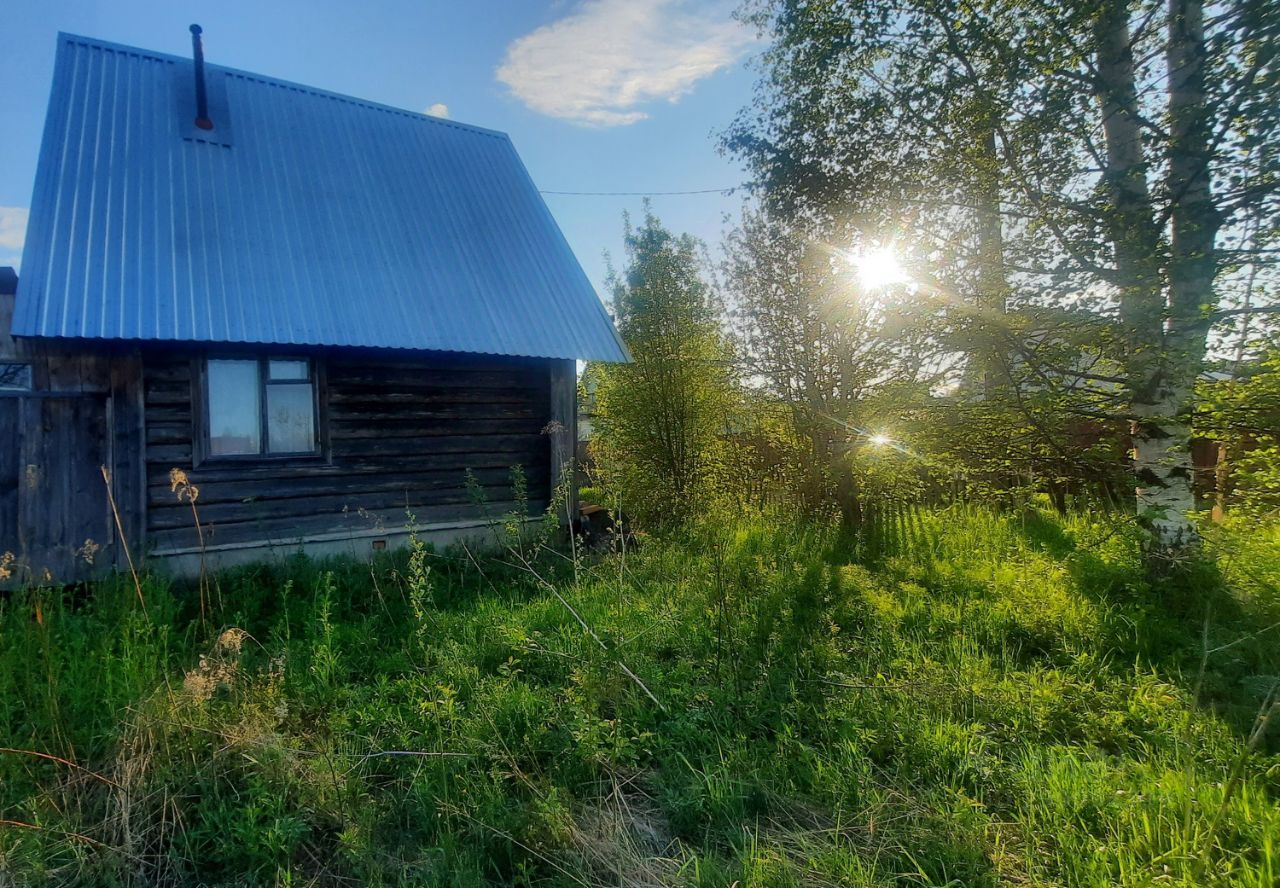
[1212,441,1229,523]
[108,350,146,568]
[548,358,578,525]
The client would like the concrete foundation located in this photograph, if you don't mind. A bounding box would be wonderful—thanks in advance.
[147,517,530,578]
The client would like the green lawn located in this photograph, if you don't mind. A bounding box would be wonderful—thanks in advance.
[1,506,1277,886]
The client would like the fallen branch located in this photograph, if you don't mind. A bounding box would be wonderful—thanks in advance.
[506,549,666,713]
[0,818,144,863]
[0,747,121,788]
[100,466,145,612]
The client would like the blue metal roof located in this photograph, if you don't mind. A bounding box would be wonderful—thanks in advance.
[12,33,628,362]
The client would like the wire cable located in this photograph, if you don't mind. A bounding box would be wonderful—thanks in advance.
[538,187,741,196]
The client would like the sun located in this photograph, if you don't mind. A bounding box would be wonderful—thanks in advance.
[850,247,908,291]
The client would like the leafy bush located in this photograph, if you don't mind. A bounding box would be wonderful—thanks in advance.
[586,211,736,527]
[1198,349,1280,517]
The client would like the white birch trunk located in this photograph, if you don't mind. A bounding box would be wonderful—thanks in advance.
[1093,0,1218,551]
[974,120,1009,398]
[1155,0,1219,548]
[1132,390,1197,546]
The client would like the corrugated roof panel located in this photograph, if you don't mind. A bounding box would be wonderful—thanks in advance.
[13,34,629,362]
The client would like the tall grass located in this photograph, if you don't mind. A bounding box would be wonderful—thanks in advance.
[0,505,1277,886]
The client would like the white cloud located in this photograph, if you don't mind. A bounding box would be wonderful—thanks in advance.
[496,0,751,126]
[0,207,28,253]
[424,102,450,118]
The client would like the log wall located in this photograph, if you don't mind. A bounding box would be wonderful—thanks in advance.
[143,351,554,553]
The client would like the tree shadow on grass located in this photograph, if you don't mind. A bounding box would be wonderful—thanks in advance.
[1012,508,1280,749]
[1015,506,1080,560]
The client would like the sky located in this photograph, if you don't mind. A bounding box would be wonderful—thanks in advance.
[0,0,759,299]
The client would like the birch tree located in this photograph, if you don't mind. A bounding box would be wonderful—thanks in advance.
[727,0,1280,551]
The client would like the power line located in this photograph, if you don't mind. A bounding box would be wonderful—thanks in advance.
[539,186,741,196]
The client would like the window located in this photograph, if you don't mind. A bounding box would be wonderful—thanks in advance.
[0,362,32,392]
[205,358,318,457]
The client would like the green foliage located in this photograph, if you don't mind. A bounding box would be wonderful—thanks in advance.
[1198,349,1280,516]
[587,210,736,526]
[1,508,1277,885]
[721,211,939,521]
[909,399,1132,508]
[724,0,1280,545]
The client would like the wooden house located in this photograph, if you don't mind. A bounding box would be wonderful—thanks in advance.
[0,31,627,583]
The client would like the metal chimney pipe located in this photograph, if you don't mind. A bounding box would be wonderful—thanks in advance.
[190,24,214,130]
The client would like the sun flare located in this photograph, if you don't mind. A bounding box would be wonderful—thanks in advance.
[850,247,908,290]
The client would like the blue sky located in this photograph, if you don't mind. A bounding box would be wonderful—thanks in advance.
[0,0,757,297]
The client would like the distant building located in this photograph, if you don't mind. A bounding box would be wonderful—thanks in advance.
[1,31,626,582]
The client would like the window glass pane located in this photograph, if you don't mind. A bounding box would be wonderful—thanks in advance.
[267,383,316,453]
[0,363,32,392]
[269,359,308,381]
[207,360,261,455]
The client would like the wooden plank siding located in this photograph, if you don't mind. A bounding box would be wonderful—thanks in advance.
[2,286,133,584]
[548,358,578,524]
[17,395,114,578]
[0,399,20,557]
[143,352,554,553]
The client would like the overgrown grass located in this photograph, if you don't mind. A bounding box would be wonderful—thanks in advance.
[1,506,1277,886]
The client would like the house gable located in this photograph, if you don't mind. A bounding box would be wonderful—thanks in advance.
[12,33,627,363]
